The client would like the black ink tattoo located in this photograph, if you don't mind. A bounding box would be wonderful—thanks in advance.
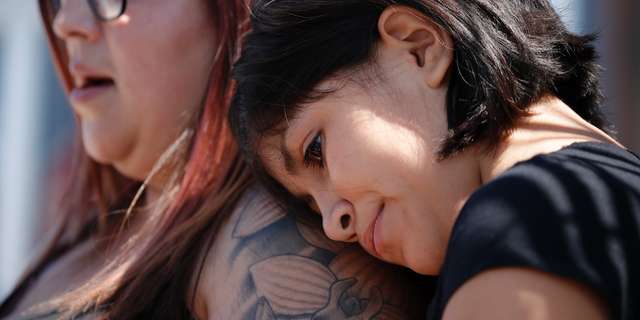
[223,187,433,320]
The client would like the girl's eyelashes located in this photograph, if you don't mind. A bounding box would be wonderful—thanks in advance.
[303,132,324,169]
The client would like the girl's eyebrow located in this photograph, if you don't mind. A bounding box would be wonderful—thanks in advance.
[276,134,313,202]
[279,134,297,175]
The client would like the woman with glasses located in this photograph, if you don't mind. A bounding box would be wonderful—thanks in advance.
[0,0,430,319]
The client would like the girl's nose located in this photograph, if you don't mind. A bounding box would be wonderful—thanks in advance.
[322,199,357,242]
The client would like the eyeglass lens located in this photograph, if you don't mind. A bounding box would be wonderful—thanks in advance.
[89,0,125,20]
[50,0,125,21]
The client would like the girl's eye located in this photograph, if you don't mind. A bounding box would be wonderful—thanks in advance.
[303,133,323,169]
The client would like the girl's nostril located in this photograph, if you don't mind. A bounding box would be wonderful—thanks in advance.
[340,214,350,229]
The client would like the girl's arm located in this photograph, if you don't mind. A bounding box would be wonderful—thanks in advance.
[443,267,609,320]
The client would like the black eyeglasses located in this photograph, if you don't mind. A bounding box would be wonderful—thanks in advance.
[51,0,127,21]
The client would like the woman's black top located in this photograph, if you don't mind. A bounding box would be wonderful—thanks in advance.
[427,142,640,320]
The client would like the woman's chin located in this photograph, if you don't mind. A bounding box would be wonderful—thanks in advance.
[111,161,148,182]
[83,143,145,181]
[111,156,172,188]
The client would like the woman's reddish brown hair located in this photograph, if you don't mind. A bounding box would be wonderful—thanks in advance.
[24,0,254,318]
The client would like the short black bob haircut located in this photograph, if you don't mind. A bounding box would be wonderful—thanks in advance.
[230,0,613,226]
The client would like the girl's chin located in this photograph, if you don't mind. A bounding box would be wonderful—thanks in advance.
[404,252,444,276]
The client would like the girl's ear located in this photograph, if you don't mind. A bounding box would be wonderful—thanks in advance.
[377,6,454,89]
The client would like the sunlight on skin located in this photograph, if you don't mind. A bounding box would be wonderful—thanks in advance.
[518,290,550,320]
[442,268,609,320]
[264,79,479,275]
[481,97,623,182]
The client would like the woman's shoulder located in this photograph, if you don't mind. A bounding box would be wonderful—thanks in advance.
[194,186,434,320]
[428,142,640,320]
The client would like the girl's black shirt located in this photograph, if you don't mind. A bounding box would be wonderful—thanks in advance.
[427,142,640,320]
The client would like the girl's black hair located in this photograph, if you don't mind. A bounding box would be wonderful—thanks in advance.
[230,0,612,224]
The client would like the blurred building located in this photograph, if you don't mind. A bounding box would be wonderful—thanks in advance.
[0,0,75,300]
[0,0,638,302]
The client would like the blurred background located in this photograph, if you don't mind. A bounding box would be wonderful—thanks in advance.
[0,0,638,301]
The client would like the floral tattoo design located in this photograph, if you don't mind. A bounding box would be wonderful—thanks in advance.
[225,188,428,320]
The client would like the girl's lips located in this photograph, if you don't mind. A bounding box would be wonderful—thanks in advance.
[361,202,385,258]
[70,83,114,105]
[373,203,384,255]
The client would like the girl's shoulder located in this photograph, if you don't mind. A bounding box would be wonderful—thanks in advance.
[428,141,640,320]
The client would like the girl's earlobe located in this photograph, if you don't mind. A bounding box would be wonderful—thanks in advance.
[377,5,454,89]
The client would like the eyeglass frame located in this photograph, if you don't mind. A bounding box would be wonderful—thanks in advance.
[50,0,128,21]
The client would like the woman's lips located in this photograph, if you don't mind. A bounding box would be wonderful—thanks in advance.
[69,83,114,105]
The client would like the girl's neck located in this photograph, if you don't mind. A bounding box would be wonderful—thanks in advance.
[478,96,622,184]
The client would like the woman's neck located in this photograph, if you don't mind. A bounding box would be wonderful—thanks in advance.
[144,186,162,210]
[112,184,162,240]
[478,96,622,184]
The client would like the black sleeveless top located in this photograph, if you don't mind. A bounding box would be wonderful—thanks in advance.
[427,142,640,320]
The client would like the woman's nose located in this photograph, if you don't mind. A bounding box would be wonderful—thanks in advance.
[322,199,357,242]
[53,0,101,42]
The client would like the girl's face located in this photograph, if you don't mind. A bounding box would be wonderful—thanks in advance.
[53,0,217,183]
[262,43,481,275]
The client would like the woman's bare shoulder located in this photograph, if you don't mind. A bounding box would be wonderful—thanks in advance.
[443,267,609,320]
[194,186,432,320]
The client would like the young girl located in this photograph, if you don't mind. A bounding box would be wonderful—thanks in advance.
[230,0,640,319]
[0,0,429,319]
